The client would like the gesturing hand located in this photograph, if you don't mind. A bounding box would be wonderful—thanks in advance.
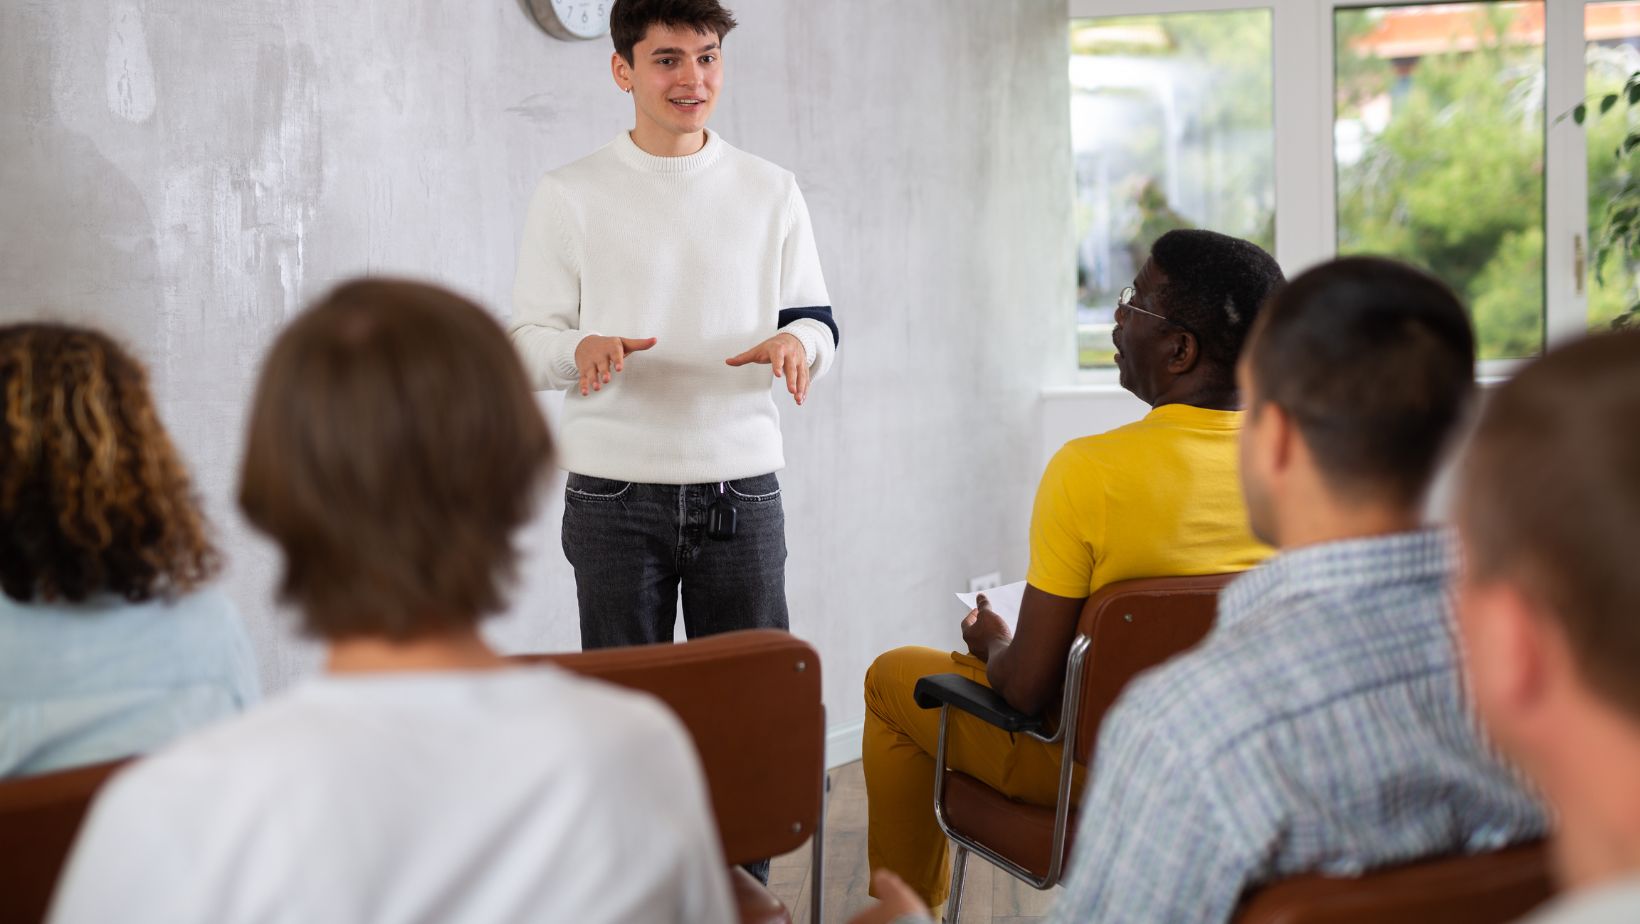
[961,593,1013,663]
[725,332,810,405]
[575,335,657,397]
[846,871,930,924]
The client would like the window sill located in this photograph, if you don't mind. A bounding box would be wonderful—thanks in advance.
[1477,358,1528,386]
[1042,382,1130,399]
[1048,360,1522,400]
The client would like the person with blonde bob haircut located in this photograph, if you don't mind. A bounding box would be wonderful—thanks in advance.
[0,323,258,778]
[50,280,733,924]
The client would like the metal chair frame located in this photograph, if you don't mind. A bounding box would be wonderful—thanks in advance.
[931,634,1092,922]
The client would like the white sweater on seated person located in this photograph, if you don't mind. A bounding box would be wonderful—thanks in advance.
[48,667,733,924]
[510,130,838,485]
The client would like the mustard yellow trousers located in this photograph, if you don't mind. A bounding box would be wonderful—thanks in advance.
[862,646,1085,908]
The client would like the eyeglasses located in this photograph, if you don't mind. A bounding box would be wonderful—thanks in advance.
[1117,287,1199,341]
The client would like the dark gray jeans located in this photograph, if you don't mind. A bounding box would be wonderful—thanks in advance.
[561,472,790,650]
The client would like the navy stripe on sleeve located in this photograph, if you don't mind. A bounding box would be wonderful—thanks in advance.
[777,306,840,346]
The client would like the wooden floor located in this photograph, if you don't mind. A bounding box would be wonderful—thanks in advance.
[768,761,1060,924]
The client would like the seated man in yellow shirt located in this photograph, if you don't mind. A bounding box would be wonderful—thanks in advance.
[863,230,1282,909]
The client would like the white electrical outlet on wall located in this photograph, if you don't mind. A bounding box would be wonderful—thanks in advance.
[967,571,1002,594]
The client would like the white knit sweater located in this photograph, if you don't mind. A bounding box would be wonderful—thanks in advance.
[510,130,836,485]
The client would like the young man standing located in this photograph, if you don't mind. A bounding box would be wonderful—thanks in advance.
[1456,330,1640,924]
[510,0,838,649]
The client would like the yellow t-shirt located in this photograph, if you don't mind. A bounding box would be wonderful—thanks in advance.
[1026,403,1270,599]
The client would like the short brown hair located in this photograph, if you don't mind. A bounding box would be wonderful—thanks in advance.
[611,0,737,64]
[238,280,553,641]
[1459,329,1640,719]
[1247,256,1476,508]
[0,324,218,603]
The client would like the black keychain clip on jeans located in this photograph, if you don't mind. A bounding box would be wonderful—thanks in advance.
[707,481,737,540]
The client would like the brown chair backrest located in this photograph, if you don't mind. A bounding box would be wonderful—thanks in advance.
[513,629,824,866]
[1234,840,1554,924]
[1071,573,1236,764]
[0,759,132,924]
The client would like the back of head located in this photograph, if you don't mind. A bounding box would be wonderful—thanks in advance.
[238,280,554,641]
[1459,329,1640,721]
[610,0,738,64]
[1247,256,1476,508]
[0,324,216,603]
[1148,229,1285,384]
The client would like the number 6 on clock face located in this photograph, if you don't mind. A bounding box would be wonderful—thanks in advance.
[520,0,609,41]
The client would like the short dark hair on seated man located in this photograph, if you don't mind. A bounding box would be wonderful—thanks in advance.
[0,324,218,603]
[1459,329,1640,719]
[238,279,554,640]
[1247,255,1475,507]
[1148,228,1286,379]
[610,0,738,65]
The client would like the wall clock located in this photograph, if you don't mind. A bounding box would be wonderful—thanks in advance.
[521,0,610,41]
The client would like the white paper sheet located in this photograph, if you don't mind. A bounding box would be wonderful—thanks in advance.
[954,580,1027,634]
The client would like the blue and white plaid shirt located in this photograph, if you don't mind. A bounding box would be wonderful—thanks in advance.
[1043,528,1546,923]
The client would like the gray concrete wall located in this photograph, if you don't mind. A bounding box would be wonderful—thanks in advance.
[1,0,1074,742]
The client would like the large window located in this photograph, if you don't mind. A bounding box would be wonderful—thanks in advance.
[1071,12,1274,369]
[1587,1,1640,330]
[1067,0,1638,377]
[1335,3,1546,362]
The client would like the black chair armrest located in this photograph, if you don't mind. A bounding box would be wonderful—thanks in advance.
[912,673,1045,734]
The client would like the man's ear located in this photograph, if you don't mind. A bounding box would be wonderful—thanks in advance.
[610,52,632,93]
[1461,577,1552,726]
[1260,400,1295,478]
[1165,331,1200,375]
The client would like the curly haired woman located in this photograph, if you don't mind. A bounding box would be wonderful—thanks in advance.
[0,323,258,778]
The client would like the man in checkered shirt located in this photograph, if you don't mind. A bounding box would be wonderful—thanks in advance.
[855,256,1546,924]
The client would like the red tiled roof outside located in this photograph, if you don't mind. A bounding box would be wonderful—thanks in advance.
[1353,2,1640,59]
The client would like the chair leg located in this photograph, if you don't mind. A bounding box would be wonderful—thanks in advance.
[943,844,970,924]
[809,768,828,924]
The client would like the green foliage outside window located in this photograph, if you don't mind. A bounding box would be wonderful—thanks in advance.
[1573,57,1640,332]
[1070,12,1274,369]
[1075,6,1637,370]
[1336,6,1546,361]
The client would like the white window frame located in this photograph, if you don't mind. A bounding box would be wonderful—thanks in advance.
[1068,0,1595,381]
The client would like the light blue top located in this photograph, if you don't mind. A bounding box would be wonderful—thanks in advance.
[0,586,260,778]
[1046,528,1547,923]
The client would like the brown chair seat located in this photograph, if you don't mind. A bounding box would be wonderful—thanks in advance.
[1234,840,1554,924]
[940,770,1078,880]
[515,628,825,924]
[918,573,1234,919]
[730,866,791,924]
[0,758,132,924]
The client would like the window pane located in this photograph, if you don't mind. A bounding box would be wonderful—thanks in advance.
[1071,12,1274,370]
[1586,1,1640,332]
[1335,3,1546,361]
